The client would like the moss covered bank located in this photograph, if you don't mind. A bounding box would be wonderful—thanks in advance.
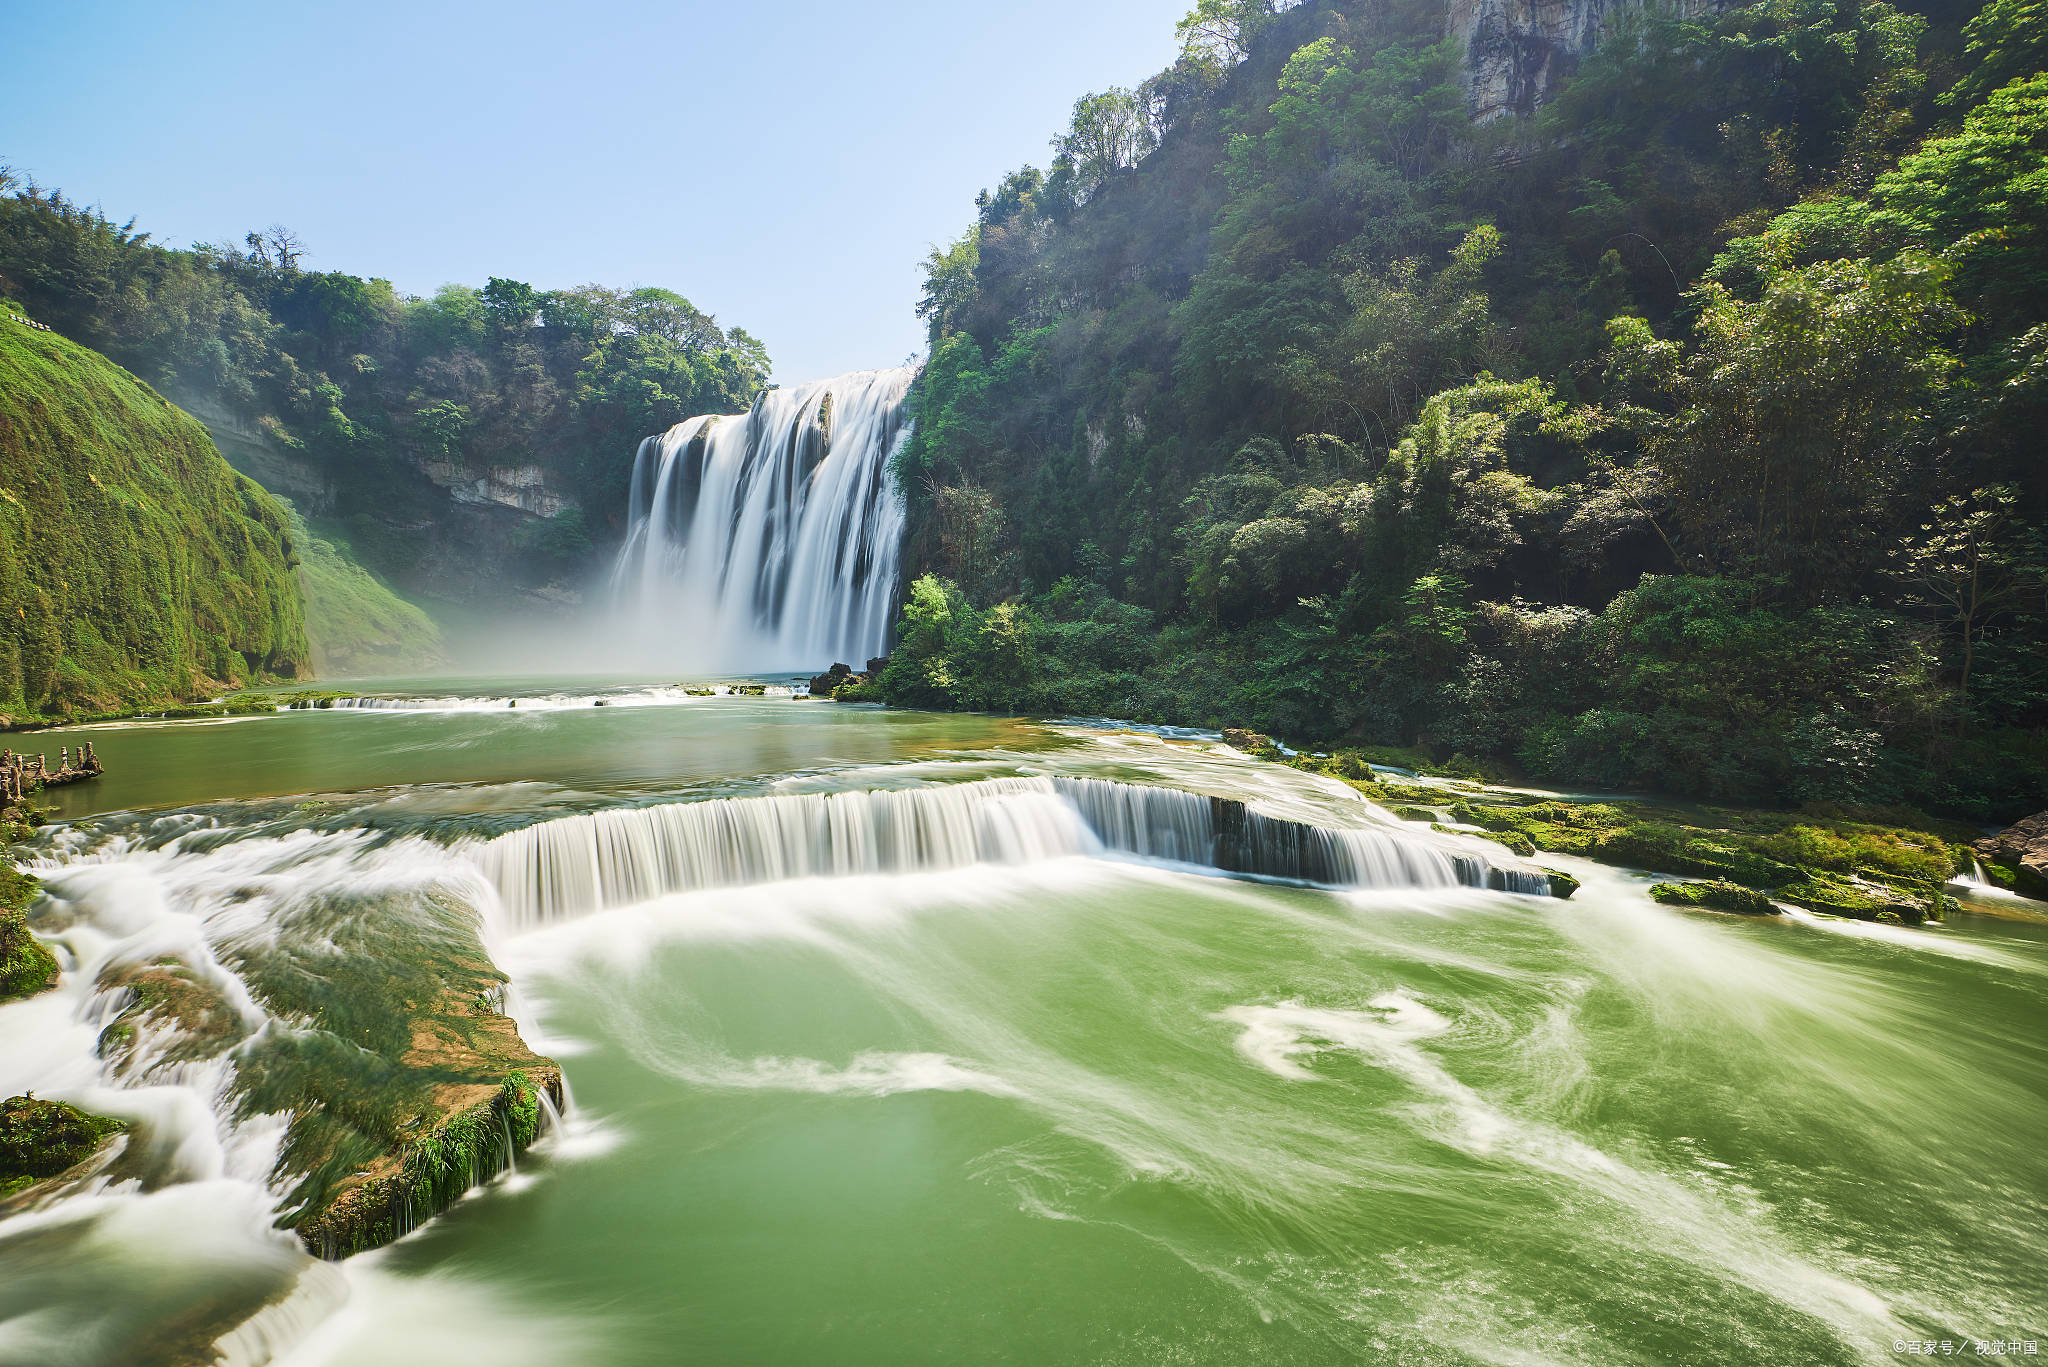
[0,315,309,723]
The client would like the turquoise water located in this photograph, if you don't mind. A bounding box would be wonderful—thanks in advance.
[2,695,2043,1366]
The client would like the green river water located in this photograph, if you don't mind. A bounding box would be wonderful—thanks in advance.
[1,682,2043,1366]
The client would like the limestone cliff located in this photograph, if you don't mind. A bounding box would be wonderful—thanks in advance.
[1447,0,1721,121]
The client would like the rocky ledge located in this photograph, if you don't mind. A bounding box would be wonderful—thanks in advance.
[85,887,561,1260]
[1974,811,2048,899]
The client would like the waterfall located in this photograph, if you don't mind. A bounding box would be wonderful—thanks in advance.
[470,776,1541,927]
[610,368,914,671]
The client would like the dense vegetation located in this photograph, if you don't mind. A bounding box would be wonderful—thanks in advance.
[0,171,770,590]
[881,0,2048,820]
[0,317,308,721]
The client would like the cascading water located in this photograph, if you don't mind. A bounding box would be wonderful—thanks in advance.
[467,775,1532,927]
[8,701,2047,1365]
[610,367,914,671]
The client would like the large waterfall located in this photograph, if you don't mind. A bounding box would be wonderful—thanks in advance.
[610,368,914,671]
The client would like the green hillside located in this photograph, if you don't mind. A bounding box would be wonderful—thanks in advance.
[882,0,2048,820]
[287,507,448,677]
[0,313,309,722]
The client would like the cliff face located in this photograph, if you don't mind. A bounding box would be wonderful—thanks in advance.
[174,390,588,611]
[1448,0,1720,121]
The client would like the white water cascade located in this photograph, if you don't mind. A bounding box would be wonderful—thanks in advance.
[610,367,914,671]
[468,776,1540,927]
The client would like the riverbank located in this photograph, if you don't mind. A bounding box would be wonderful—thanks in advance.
[1274,742,1998,926]
[810,685,2030,928]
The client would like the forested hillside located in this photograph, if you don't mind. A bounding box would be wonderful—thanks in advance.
[0,173,769,601]
[884,0,2048,818]
[0,316,308,720]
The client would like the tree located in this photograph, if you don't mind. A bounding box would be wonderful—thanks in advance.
[243,224,304,274]
[1606,251,1962,596]
[1890,486,2048,699]
[917,229,981,346]
[1871,73,2048,328]
[1050,89,1156,207]
[481,277,541,332]
[1947,0,2048,108]
[1174,0,1298,75]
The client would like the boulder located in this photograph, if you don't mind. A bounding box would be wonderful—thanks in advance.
[1975,811,2048,900]
[865,657,890,676]
[1222,728,1272,752]
[808,663,855,695]
[1484,862,1555,895]
[1540,868,1580,900]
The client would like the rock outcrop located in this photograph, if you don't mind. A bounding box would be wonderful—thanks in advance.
[1976,811,2048,900]
[1448,0,1724,122]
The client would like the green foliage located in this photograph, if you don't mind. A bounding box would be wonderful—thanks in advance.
[1947,0,2048,107]
[0,320,309,720]
[884,0,2046,820]
[1873,73,2048,329]
[0,169,771,558]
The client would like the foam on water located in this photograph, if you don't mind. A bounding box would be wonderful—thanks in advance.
[5,722,2042,1363]
[1217,991,1908,1350]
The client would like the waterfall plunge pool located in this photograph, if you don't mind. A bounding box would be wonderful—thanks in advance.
[2,690,2044,1365]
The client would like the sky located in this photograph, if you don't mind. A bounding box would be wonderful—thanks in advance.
[0,0,1190,382]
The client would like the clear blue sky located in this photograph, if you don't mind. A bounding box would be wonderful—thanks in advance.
[0,0,1189,383]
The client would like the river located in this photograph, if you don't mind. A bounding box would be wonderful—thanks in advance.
[2,681,2044,1365]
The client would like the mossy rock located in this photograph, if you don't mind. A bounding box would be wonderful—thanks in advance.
[1489,829,1537,857]
[1382,783,1451,806]
[0,909,58,1002]
[94,960,248,1068]
[1649,880,1780,916]
[1541,869,1580,900]
[1775,872,1928,924]
[0,1094,125,1197]
[1388,805,1436,822]
[292,1067,560,1259]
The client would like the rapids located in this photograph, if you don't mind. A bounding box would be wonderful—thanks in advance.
[1,691,2044,1365]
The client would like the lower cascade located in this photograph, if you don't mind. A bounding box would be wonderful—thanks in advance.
[609,367,914,671]
[467,775,1542,926]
